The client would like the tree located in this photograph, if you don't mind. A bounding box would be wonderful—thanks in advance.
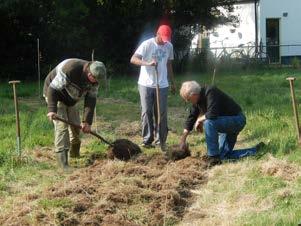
[0,0,237,79]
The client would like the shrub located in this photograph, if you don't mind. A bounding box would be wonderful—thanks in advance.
[291,57,300,69]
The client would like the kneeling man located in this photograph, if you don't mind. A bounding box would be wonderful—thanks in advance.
[179,81,262,166]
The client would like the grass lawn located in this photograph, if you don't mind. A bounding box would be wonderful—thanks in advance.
[0,68,301,225]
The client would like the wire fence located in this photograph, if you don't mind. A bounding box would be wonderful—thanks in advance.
[188,44,301,68]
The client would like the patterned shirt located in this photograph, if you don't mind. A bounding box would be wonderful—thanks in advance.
[43,58,99,124]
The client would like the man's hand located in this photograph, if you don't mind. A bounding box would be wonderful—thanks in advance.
[146,59,157,66]
[81,122,91,133]
[47,112,57,121]
[194,115,206,133]
[194,120,203,133]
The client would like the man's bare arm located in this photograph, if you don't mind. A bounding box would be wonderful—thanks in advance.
[130,54,156,66]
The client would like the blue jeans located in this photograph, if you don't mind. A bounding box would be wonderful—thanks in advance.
[203,113,256,160]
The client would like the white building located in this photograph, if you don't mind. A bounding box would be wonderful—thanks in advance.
[208,3,256,49]
[259,0,301,63]
[195,0,301,64]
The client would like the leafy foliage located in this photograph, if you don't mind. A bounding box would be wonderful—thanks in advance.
[0,0,236,79]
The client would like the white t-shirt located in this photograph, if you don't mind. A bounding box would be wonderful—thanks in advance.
[135,38,174,88]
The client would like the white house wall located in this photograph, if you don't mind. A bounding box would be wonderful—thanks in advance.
[209,3,255,48]
[190,3,256,52]
[259,0,301,57]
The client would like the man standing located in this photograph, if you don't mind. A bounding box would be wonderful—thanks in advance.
[130,25,176,150]
[179,81,263,166]
[43,58,106,170]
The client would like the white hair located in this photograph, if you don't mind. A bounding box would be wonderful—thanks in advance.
[180,81,201,101]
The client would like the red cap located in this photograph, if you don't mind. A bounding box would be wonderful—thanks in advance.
[157,25,172,42]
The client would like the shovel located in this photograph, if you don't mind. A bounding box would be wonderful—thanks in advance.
[154,65,165,151]
[53,115,113,146]
[154,65,161,130]
[52,115,141,160]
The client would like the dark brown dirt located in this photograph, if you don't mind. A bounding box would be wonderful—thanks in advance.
[107,139,142,161]
[106,141,191,162]
[1,154,208,226]
[165,144,191,161]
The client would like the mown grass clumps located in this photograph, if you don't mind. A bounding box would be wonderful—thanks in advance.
[1,69,301,225]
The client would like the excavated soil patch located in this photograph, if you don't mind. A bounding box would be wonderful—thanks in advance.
[260,154,301,181]
[3,154,208,226]
[107,139,141,161]
[106,141,191,162]
[165,144,191,161]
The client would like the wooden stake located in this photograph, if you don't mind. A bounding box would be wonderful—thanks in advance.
[91,49,98,132]
[212,68,216,85]
[286,77,301,144]
[37,38,41,99]
[9,80,21,155]
[91,49,94,61]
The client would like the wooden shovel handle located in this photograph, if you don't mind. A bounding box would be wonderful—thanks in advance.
[154,66,161,126]
[53,115,113,146]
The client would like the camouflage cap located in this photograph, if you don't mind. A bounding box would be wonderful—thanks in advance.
[89,61,106,80]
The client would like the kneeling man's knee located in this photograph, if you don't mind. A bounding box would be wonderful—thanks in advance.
[203,119,215,129]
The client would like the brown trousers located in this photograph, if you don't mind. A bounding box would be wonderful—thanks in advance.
[53,102,81,153]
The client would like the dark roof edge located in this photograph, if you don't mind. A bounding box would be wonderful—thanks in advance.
[232,0,259,4]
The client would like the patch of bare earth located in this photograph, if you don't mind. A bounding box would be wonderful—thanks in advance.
[32,147,55,162]
[0,154,208,225]
[260,154,301,181]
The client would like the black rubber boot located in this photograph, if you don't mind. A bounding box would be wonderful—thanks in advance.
[56,150,72,172]
[255,142,266,152]
[201,155,222,168]
[69,142,81,158]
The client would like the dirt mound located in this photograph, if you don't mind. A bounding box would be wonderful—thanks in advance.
[107,139,141,161]
[260,154,301,181]
[166,144,191,161]
[5,154,208,225]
